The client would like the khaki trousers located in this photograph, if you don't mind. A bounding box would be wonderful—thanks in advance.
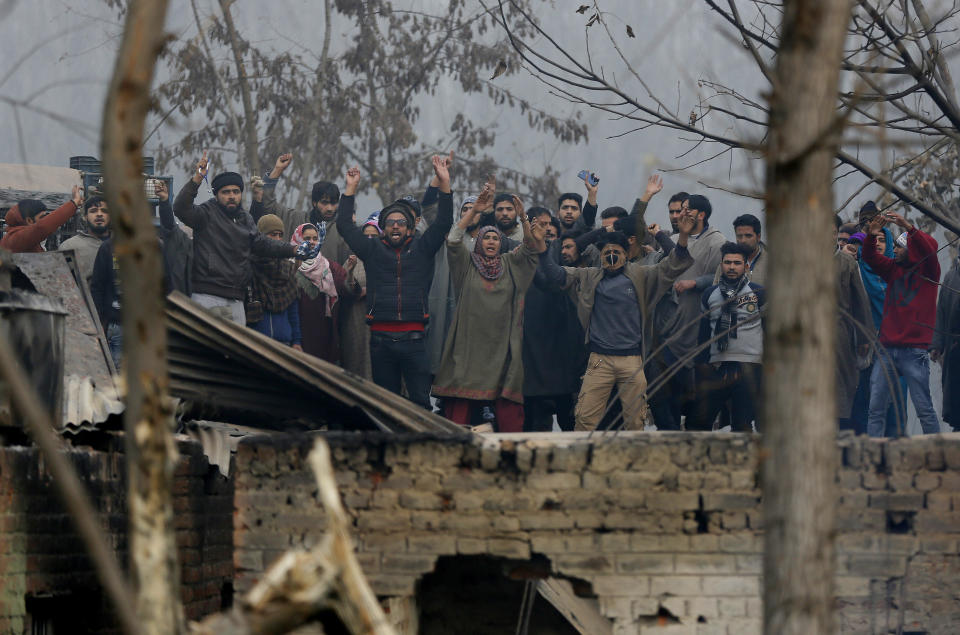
[574,352,648,431]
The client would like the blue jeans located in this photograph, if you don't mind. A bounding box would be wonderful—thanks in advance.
[106,322,123,371]
[868,347,940,437]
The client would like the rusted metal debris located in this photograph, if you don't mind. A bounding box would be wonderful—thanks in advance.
[166,291,468,436]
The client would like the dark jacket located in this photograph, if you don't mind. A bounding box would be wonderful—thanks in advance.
[90,238,120,327]
[174,180,294,300]
[336,191,453,324]
[157,197,192,295]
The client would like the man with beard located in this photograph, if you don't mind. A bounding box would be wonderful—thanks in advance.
[557,173,599,232]
[693,243,766,432]
[559,231,586,267]
[256,153,352,264]
[862,211,941,436]
[59,195,112,285]
[174,152,296,324]
[539,215,696,431]
[933,251,960,429]
[706,214,766,286]
[492,193,524,242]
[336,157,453,409]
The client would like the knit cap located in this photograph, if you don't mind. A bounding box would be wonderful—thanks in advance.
[257,214,284,235]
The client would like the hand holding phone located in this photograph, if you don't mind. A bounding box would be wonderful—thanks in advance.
[577,170,599,187]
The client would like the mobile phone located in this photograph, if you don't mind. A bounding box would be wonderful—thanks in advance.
[577,170,599,186]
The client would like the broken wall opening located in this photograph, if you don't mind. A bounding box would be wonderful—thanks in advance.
[416,555,586,635]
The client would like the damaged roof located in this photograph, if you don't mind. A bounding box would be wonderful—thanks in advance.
[166,291,468,436]
[13,251,121,433]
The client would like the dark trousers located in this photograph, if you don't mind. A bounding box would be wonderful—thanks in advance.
[370,332,432,409]
[689,362,762,432]
[646,348,693,431]
[523,394,576,432]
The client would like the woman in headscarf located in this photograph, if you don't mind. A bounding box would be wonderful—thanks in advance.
[431,184,547,431]
[290,223,349,363]
[248,214,302,349]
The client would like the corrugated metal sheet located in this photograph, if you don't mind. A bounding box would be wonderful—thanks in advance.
[166,291,468,436]
[13,251,120,433]
[182,420,271,477]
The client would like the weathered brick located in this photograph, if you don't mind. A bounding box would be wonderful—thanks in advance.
[487,538,530,559]
[868,492,925,510]
[650,575,701,596]
[647,492,699,511]
[702,492,760,511]
[398,490,443,510]
[675,554,737,574]
[406,533,456,555]
[846,553,907,577]
[530,532,566,553]
[700,575,759,596]
[381,553,436,574]
[526,472,581,490]
[718,533,761,553]
[616,553,675,574]
[914,472,941,491]
[717,597,746,617]
[555,553,615,574]
[686,597,719,619]
[599,533,632,552]
[516,512,576,530]
[456,538,487,554]
[593,575,650,596]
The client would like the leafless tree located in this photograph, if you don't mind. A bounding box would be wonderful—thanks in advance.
[495,0,960,234]
[100,0,184,632]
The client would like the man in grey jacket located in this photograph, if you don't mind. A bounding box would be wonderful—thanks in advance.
[693,242,766,432]
[174,152,296,324]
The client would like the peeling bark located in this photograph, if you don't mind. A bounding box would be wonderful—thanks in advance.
[762,0,852,633]
[100,0,183,633]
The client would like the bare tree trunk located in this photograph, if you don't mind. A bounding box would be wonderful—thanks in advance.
[220,0,260,176]
[762,1,851,633]
[101,1,184,633]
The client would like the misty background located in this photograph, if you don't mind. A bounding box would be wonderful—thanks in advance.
[1,0,954,431]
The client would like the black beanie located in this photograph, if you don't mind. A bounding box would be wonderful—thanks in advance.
[379,200,416,229]
[211,171,244,194]
[858,200,878,225]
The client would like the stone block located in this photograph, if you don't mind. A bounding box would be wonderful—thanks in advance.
[407,533,456,555]
[681,551,750,576]
[688,535,719,552]
[457,538,487,554]
[530,532,566,553]
[556,553,615,574]
[650,575,701,596]
[868,492,925,510]
[526,472,581,490]
[915,511,960,533]
[603,512,658,530]
[745,596,762,618]
[356,511,409,531]
[368,574,416,596]
[647,492,699,511]
[362,533,407,553]
[610,471,662,489]
[398,491,443,510]
[718,533,761,553]
[583,472,609,490]
[487,538,531,559]
[599,533,632,552]
[593,575,650,596]
[835,576,871,597]
[616,553,675,574]
[846,553,907,577]
[728,469,757,490]
[700,575,759,596]
[686,597,719,619]
[452,491,485,511]
[721,618,762,635]
[639,624,695,635]
[549,443,590,472]
[516,512,576,530]
[492,515,521,532]
[735,554,762,573]
[702,492,760,511]
[914,472,941,492]
[717,597,746,617]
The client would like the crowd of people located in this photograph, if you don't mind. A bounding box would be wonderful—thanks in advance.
[1,151,958,437]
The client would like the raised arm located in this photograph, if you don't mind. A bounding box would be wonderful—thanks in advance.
[580,171,599,229]
[516,195,547,255]
[17,187,82,248]
[418,155,454,256]
[861,215,897,280]
[335,166,376,262]
[174,152,211,229]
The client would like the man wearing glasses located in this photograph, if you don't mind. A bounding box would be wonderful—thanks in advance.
[336,156,453,409]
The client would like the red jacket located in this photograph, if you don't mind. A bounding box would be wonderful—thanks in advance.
[863,227,940,349]
[0,200,79,253]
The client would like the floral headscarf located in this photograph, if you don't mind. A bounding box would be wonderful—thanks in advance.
[470,225,504,281]
[290,223,338,316]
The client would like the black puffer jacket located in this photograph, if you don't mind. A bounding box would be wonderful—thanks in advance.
[174,180,294,300]
[337,192,453,324]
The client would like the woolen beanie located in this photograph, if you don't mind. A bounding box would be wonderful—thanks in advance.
[379,200,416,229]
[211,171,244,194]
[257,214,284,235]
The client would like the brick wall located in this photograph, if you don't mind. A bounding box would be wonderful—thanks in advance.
[234,432,960,635]
[0,437,233,633]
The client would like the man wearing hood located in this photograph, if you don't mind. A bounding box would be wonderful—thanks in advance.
[538,213,696,431]
[59,195,111,284]
[174,152,296,324]
[1,186,83,253]
[336,157,453,409]
[862,211,941,437]
[255,153,353,265]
